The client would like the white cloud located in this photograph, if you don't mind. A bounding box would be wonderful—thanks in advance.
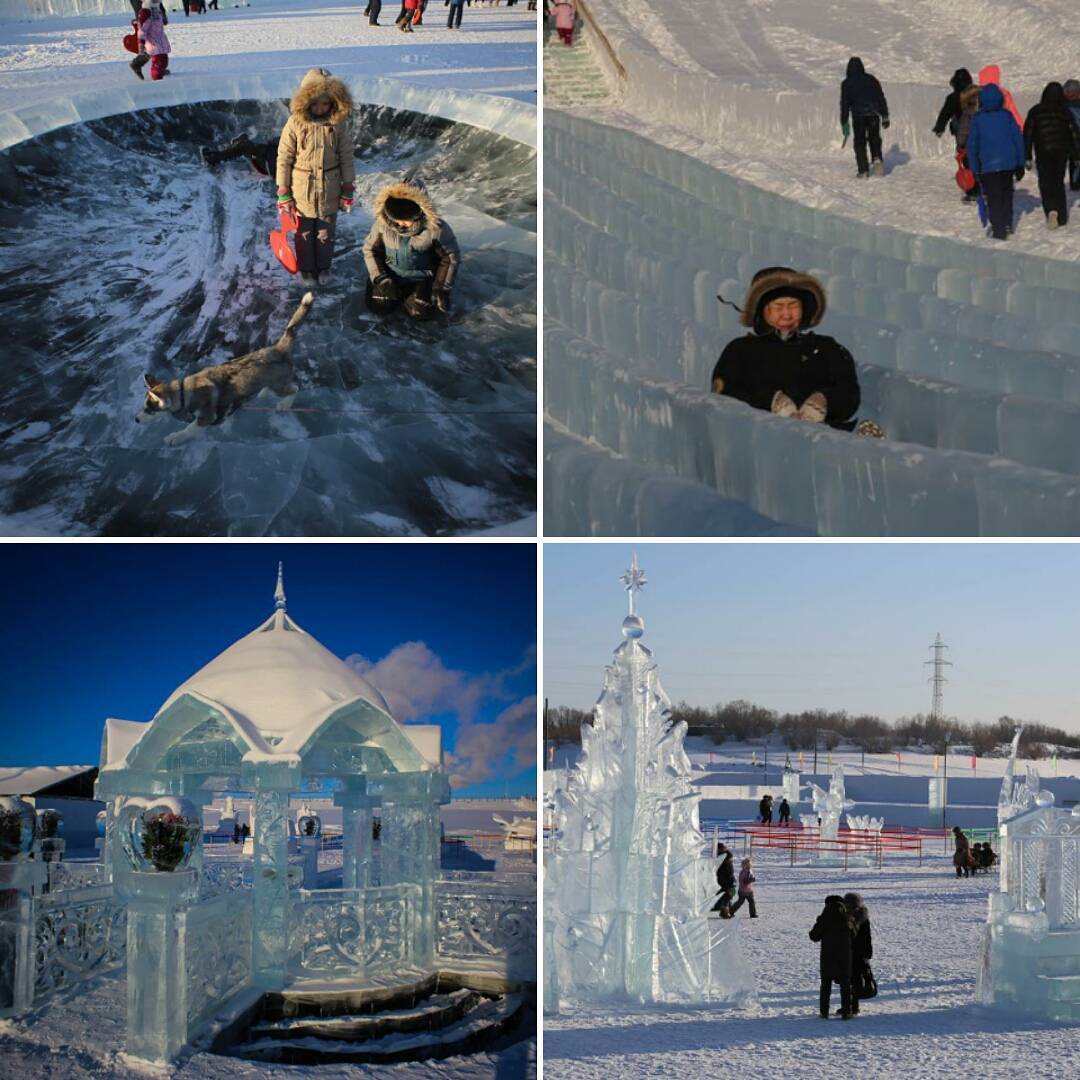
[345,643,536,788]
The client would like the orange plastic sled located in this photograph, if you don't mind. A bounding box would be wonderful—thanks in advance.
[269,208,300,274]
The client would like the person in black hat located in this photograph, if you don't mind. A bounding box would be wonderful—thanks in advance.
[362,177,460,319]
[711,267,876,434]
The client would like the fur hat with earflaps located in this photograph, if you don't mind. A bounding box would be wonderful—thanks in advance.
[373,177,440,231]
[291,67,353,124]
[741,266,827,331]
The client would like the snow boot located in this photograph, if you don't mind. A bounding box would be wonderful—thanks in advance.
[855,419,885,439]
[1048,211,1060,230]
[872,159,885,177]
[130,57,147,80]
[856,171,869,179]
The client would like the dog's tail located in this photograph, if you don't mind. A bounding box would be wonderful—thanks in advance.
[275,291,315,351]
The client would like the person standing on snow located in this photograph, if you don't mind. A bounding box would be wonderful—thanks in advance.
[778,797,791,825]
[553,0,576,46]
[759,794,773,824]
[134,0,170,81]
[952,826,974,877]
[713,843,736,917]
[978,65,1023,129]
[967,83,1026,240]
[276,68,357,287]
[840,57,890,177]
[1065,80,1080,191]
[729,858,759,918]
[711,267,865,432]
[932,68,974,141]
[842,893,873,1015]
[1023,81,1080,229]
[447,0,465,29]
[809,895,856,1019]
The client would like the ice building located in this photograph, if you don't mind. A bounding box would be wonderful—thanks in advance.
[0,567,534,1065]
[546,555,755,1008]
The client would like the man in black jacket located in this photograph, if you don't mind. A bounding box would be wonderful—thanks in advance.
[843,892,873,1015]
[712,267,862,431]
[932,68,974,141]
[809,895,856,1018]
[841,57,890,177]
[1023,81,1080,228]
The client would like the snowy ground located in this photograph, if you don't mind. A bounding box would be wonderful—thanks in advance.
[571,0,1080,258]
[544,848,1077,1079]
[0,0,538,109]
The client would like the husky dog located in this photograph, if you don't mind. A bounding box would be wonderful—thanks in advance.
[137,291,315,446]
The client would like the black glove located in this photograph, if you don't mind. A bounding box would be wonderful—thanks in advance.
[1014,166,1025,182]
[881,117,890,129]
[433,288,450,314]
[374,275,400,301]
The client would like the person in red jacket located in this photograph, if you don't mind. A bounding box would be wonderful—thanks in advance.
[979,64,1023,129]
[396,0,418,30]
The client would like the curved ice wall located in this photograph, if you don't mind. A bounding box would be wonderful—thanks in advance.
[545,107,1080,535]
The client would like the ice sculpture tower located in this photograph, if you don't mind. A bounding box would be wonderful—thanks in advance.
[546,555,755,1007]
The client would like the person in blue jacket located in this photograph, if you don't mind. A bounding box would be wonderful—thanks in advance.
[840,57,890,178]
[966,83,1026,240]
[1066,80,1080,191]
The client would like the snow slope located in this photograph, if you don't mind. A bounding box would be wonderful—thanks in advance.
[545,848,1077,1079]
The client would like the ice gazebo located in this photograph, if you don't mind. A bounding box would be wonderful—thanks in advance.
[0,567,534,1066]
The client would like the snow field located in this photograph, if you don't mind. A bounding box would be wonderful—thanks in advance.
[544,848,1078,1079]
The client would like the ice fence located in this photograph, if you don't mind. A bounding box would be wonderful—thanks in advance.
[544,110,1080,536]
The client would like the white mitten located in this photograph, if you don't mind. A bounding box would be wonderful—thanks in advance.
[770,390,798,418]
[797,392,828,424]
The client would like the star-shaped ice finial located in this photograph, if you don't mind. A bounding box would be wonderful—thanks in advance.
[274,562,286,611]
[620,551,647,615]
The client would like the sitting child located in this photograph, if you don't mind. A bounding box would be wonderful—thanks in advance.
[362,177,459,320]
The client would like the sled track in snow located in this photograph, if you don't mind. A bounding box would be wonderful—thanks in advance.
[0,84,536,536]
[544,109,1080,536]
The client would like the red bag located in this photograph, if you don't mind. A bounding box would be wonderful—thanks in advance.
[269,208,300,274]
[955,150,976,194]
[123,19,139,53]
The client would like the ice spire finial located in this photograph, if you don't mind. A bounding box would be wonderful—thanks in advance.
[274,562,286,611]
[620,551,647,616]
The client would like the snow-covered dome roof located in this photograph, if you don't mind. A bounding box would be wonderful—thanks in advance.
[156,567,392,747]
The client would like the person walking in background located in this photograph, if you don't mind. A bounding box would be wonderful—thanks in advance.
[843,892,873,1015]
[953,825,973,877]
[553,0,575,46]
[809,895,856,1019]
[1023,81,1080,229]
[759,793,773,824]
[447,0,465,29]
[729,858,758,918]
[367,0,382,25]
[135,0,170,81]
[1065,80,1080,190]
[840,57,890,177]
[932,68,974,140]
[967,83,1026,240]
[979,64,1024,129]
[778,797,791,825]
[713,842,736,917]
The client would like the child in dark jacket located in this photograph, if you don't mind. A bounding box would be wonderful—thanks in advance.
[933,68,974,140]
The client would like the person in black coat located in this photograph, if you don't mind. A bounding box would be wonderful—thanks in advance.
[809,894,856,1018]
[759,794,773,824]
[713,843,736,917]
[840,57,890,177]
[932,68,974,142]
[778,797,791,825]
[843,892,873,1015]
[712,267,861,431]
[1022,81,1080,228]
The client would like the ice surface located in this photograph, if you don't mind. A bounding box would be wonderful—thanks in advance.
[544,108,1080,536]
[546,559,756,1006]
[0,99,535,535]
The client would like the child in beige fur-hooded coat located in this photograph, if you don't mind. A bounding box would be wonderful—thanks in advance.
[276,68,356,287]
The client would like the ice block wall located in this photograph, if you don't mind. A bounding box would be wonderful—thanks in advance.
[544,110,1080,536]
[0,0,132,17]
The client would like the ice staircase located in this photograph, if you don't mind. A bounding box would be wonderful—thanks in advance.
[1034,931,1080,1022]
[215,974,530,1066]
[545,109,1080,535]
[543,21,617,107]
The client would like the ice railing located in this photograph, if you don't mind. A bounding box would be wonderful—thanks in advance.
[33,882,126,1005]
[288,884,418,980]
[545,110,1080,536]
[0,73,535,155]
[1001,806,1080,929]
[182,890,253,1031]
[434,878,536,979]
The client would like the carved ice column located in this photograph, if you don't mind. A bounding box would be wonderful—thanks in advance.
[0,798,44,1018]
[335,782,377,890]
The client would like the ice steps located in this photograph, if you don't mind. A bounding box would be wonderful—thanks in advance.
[230,993,525,1066]
[1037,974,1080,1003]
[543,26,616,107]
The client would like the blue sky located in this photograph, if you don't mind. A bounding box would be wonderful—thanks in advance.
[545,543,1080,735]
[0,544,536,797]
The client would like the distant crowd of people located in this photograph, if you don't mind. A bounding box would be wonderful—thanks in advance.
[952,826,997,877]
[756,793,792,824]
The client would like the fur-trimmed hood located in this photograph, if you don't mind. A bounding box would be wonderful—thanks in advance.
[373,178,440,233]
[290,68,353,125]
[740,267,827,330]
